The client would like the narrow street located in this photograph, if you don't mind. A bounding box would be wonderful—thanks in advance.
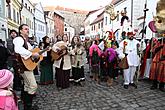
[32,64,165,110]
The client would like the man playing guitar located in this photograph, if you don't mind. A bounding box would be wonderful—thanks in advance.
[13,24,38,110]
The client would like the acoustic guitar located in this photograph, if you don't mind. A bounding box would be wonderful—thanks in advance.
[51,45,67,60]
[21,46,51,71]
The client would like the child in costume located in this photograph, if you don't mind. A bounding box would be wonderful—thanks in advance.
[0,69,18,110]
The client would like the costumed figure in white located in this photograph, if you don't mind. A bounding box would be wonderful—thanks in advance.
[119,32,145,89]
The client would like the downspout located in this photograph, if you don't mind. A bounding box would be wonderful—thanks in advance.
[131,0,133,26]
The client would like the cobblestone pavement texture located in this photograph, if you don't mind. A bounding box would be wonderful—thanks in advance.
[26,64,165,110]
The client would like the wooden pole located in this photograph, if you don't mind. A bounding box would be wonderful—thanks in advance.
[137,0,149,83]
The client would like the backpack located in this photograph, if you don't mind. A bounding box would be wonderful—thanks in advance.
[91,50,99,65]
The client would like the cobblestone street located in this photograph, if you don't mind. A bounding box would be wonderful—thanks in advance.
[32,64,165,110]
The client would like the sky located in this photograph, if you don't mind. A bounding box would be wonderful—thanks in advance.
[33,0,112,11]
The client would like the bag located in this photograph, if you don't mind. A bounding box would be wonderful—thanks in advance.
[118,56,129,69]
[91,50,99,65]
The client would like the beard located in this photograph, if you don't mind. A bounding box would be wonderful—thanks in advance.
[129,37,134,40]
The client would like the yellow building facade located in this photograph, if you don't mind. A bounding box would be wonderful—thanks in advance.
[7,0,21,33]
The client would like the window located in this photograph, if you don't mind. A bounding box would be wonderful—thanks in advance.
[105,17,107,25]
[35,23,37,30]
[98,23,100,29]
[13,8,16,22]
[117,11,119,21]
[17,12,19,24]
[65,28,67,31]
[101,22,103,28]
[31,22,33,29]
[8,5,11,19]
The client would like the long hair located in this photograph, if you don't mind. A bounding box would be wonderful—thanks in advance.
[42,36,50,49]
[71,36,80,48]
[105,48,117,62]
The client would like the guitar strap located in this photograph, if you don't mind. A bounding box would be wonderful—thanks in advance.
[60,57,64,69]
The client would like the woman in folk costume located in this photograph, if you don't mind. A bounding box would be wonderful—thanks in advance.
[52,34,72,89]
[119,32,144,89]
[39,36,54,85]
[148,0,165,92]
[69,36,80,81]
[71,41,85,86]
[89,40,101,83]
[105,48,117,86]
[0,69,18,110]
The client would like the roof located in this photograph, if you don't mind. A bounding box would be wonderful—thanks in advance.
[111,0,123,5]
[84,7,104,21]
[86,9,100,18]
[54,10,64,18]
[90,12,104,25]
[43,6,88,14]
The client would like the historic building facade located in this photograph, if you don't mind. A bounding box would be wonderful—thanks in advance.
[21,0,34,37]
[0,0,8,42]
[44,11,55,41]
[34,2,46,43]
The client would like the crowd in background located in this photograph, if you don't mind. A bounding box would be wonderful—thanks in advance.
[0,23,164,110]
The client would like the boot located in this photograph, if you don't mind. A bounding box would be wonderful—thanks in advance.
[92,74,96,81]
[150,80,158,90]
[109,78,113,86]
[22,91,32,110]
[107,77,112,86]
[159,82,165,92]
[96,74,100,84]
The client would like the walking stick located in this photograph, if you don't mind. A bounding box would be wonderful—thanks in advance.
[136,0,149,83]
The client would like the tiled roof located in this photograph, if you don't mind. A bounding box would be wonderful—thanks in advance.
[44,6,88,14]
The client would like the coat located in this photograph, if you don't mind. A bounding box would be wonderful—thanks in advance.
[71,45,85,68]
[52,41,72,70]
[0,89,18,110]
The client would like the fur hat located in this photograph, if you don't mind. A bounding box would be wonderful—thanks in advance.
[0,69,13,89]
[127,32,135,36]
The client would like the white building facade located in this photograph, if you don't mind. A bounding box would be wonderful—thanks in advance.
[45,11,55,41]
[21,0,34,37]
[84,8,104,39]
[64,22,75,42]
[34,2,46,43]
[0,0,8,42]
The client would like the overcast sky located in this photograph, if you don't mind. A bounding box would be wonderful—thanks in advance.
[33,0,112,11]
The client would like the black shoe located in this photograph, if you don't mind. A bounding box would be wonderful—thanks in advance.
[31,105,39,110]
[159,88,165,92]
[150,85,157,90]
[130,83,137,89]
[124,85,128,89]
[90,76,93,79]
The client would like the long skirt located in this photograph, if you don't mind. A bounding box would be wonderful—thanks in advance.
[72,66,85,82]
[40,63,53,85]
[55,67,70,89]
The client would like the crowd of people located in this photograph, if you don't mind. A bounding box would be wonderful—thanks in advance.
[0,23,164,110]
